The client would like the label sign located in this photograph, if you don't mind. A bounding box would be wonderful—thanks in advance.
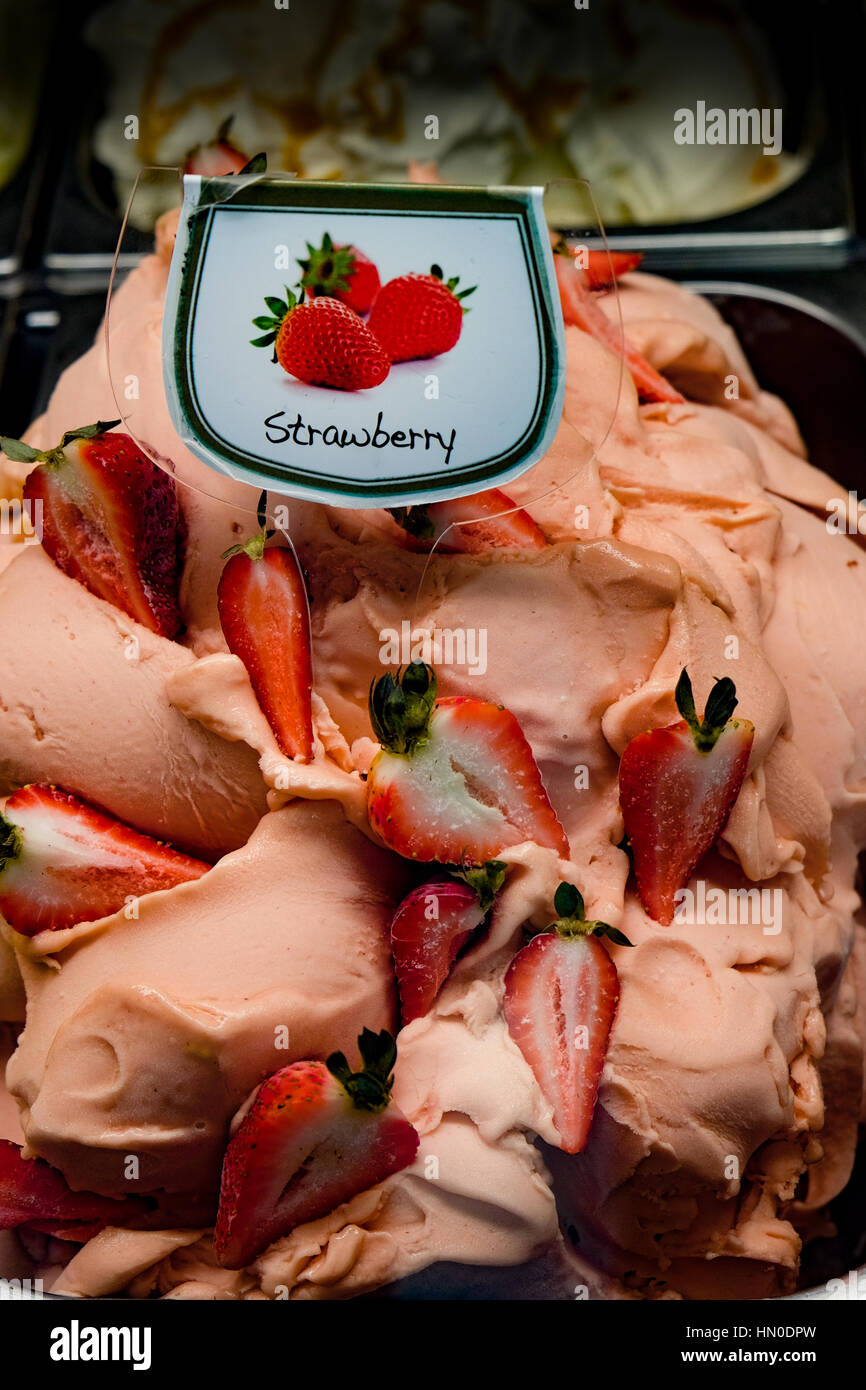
[163,178,565,508]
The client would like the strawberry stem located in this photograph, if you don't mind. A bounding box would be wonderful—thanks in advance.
[250,289,299,347]
[216,114,235,143]
[297,233,355,298]
[0,420,121,466]
[238,152,267,176]
[221,531,267,562]
[326,1028,398,1112]
[389,505,436,541]
[369,662,437,754]
[453,859,506,912]
[547,880,633,947]
[675,668,738,753]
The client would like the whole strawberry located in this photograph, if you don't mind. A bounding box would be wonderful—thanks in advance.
[367,265,475,362]
[298,232,381,316]
[251,288,390,391]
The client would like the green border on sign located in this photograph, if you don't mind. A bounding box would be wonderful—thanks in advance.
[167,180,564,506]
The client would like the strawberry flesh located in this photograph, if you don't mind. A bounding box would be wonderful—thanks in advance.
[0,783,210,935]
[368,684,568,864]
[390,877,487,1023]
[391,488,546,553]
[19,428,185,636]
[217,542,314,761]
[584,250,643,290]
[554,252,684,405]
[504,929,620,1153]
[185,141,249,177]
[619,670,755,925]
[0,1139,148,1233]
[620,718,754,925]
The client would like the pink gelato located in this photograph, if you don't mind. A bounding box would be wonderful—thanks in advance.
[0,231,864,1301]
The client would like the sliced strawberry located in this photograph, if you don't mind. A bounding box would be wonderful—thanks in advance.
[0,783,210,936]
[503,883,629,1153]
[298,232,381,316]
[217,530,314,762]
[390,488,546,554]
[0,1139,148,1232]
[22,1218,110,1242]
[619,669,755,925]
[184,117,251,176]
[367,663,568,864]
[553,250,684,405]
[583,249,643,290]
[215,1029,419,1269]
[1,421,185,637]
[390,861,505,1023]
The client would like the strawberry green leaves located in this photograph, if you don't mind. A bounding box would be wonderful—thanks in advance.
[548,881,633,947]
[369,661,437,755]
[326,1027,398,1113]
[250,289,299,348]
[675,668,739,753]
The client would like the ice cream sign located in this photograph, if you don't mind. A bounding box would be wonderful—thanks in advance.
[163,177,565,507]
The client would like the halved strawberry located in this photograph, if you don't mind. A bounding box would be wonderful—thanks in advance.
[503,882,630,1153]
[389,488,546,553]
[215,1029,419,1269]
[553,248,684,405]
[1,422,185,637]
[619,669,755,925]
[184,116,251,176]
[583,249,643,290]
[0,1139,148,1233]
[0,784,210,936]
[298,232,381,316]
[366,662,568,864]
[217,528,313,761]
[390,861,505,1023]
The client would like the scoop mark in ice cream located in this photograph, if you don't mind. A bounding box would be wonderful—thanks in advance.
[263,408,457,465]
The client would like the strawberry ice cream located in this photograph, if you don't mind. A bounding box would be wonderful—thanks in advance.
[0,223,864,1302]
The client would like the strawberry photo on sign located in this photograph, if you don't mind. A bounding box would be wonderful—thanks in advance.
[251,238,475,393]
